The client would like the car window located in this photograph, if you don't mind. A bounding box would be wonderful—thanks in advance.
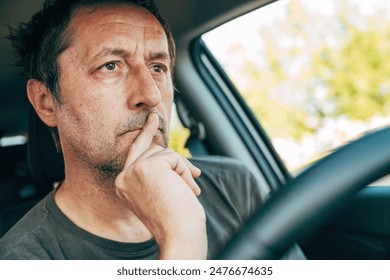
[202,0,390,178]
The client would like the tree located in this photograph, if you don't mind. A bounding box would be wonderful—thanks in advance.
[229,0,390,140]
[312,20,390,121]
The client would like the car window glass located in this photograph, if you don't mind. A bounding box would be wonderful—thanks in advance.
[202,0,390,181]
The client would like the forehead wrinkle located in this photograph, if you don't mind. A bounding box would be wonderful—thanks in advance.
[143,27,169,61]
[69,20,166,61]
[86,48,130,64]
[62,5,170,68]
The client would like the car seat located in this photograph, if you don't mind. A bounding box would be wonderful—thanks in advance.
[0,108,61,236]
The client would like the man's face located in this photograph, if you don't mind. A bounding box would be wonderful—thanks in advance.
[55,4,174,175]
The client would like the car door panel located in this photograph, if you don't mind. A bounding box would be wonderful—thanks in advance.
[302,186,390,259]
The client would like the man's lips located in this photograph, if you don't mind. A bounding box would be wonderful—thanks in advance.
[116,112,166,137]
[118,126,164,137]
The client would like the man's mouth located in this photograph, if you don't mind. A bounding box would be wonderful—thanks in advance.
[116,112,167,137]
[119,126,164,137]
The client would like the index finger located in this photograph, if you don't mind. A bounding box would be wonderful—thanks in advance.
[124,112,160,168]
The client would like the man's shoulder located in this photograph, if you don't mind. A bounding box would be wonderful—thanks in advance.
[0,230,49,259]
[0,195,52,259]
[190,156,266,258]
[190,156,256,179]
[190,156,265,198]
[190,155,251,168]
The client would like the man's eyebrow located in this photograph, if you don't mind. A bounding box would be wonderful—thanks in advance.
[88,48,129,62]
[87,49,170,63]
[148,51,170,61]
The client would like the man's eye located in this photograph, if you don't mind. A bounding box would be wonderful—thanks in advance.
[101,62,116,71]
[152,64,166,74]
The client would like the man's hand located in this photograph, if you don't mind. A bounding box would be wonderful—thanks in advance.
[115,113,207,259]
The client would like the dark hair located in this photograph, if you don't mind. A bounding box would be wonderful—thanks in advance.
[8,0,175,150]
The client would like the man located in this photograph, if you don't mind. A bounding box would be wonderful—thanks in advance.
[0,0,302,259]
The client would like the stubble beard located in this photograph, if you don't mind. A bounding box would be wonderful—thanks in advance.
[95,130,169,179]
[63,111,170,184]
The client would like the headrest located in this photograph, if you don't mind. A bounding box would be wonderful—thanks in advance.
[27,108,65,184]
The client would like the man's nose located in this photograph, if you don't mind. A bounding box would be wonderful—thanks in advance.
[126,66,161,110]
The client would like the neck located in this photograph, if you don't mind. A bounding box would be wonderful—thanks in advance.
[55,158,153,243]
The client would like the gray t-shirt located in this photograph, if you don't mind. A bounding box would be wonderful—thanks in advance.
[0,156,304,259]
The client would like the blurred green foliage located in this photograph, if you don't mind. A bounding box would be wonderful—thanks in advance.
[313,23,390,120]
[232,0,390,140]
[171,0,390,157]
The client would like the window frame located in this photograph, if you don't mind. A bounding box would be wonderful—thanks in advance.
[190,38,290,192]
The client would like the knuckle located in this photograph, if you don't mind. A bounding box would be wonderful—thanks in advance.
[165,147,175,154]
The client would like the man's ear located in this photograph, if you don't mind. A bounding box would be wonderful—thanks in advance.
[27,79,58,127]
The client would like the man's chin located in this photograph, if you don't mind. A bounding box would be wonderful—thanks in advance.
[95,163,123,180]
[103,130,168,175]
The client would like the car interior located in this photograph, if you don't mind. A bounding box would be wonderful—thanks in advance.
[1,0,390,259]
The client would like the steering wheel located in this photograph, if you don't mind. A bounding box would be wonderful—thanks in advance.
[217,126,390,259]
